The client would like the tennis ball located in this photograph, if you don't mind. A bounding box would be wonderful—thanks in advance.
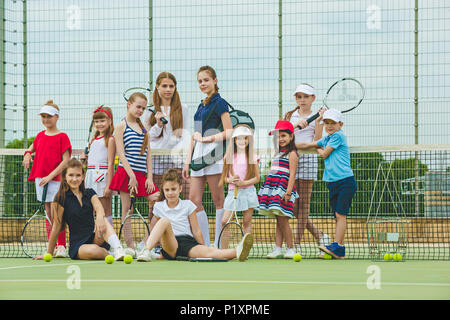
[293,253,302,262]
[323,253,332,260]
[393,253,403,261]
[105,255,114,264]
[384,253,393,261]
[124,255,133,264]
[43,253,52,262]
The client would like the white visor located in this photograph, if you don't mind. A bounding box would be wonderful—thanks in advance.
[232,126,253,138]
[39,105,59,116]
[294,84,315,96]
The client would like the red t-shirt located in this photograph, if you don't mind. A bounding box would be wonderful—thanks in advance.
[28,131,72,182]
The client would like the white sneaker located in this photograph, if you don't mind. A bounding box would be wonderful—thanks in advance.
[137,241,146,252]
[266,247,283,259]
[136,248,152,262]
[318,233,331,247]
[124,248,136,258]
[150,248,161,260]
[54,245,67,258]
[236,233,254,262]
[113,247,126,261]
[284,248,296,259]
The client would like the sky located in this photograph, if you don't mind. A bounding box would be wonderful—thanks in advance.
[2,0,449,152]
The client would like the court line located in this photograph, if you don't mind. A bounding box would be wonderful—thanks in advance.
[0,279,448,287]
[0,261,101,271]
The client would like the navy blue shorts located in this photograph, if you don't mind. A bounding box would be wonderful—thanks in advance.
[327,176,357,217]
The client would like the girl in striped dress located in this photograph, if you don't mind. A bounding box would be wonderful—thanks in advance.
[258,120,299,259]
[109,92,160,257]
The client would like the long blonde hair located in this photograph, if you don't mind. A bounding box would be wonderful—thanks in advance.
[149,72,183,138]
[219,128,258,186]
[127,92,149,155]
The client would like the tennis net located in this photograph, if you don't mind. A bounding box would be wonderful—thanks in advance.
[0,145,449,259]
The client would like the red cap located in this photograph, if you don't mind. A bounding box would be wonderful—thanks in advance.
[269,120,294,135]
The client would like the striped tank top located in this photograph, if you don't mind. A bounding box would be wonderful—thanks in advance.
[118,121,148,173]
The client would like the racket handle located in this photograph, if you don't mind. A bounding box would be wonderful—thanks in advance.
[234,187,238,198]
[306,112,320,124]
[148,107,168,124]
[84,146,89,155]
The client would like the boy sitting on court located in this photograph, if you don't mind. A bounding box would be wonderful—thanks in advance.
[296,109,357,259]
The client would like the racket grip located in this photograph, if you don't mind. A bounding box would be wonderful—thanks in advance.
[149,107,168,124]
[234,187,238,198]
[84,146,89,154]
[306,112,320,124]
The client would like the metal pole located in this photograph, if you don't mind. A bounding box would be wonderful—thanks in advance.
[278,0,282,120]
[149,0,153,91]
[414,0,419,216]
[23,0,29,217]
[0,0,6,148]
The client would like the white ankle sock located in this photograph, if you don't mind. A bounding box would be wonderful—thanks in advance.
[214,208,224,247]
[196,210,210,246]
[107,234,121,250]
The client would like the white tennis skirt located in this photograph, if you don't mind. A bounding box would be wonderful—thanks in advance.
[223,186,259,211]
[85,167,108,197]
[35,178,60,203]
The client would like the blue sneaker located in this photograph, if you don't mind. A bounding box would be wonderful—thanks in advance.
[319,242,345,259]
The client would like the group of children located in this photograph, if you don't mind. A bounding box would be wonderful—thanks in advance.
[24,66,356,262]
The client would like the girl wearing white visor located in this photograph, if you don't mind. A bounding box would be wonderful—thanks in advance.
[22,100,72,258]
[284,84,330,257]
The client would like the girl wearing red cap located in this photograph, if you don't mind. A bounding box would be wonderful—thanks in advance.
[258,120,299,259]
[81,105,116,227]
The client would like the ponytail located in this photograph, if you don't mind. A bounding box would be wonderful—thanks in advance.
[136,118,148,156]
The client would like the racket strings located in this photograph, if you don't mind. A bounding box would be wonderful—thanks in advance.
[119,212,149,251]
[324,79,364,111]
[219,222,243,250]
[22,215,51,257]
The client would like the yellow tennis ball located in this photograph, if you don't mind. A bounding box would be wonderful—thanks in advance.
[124,255,133,264]
[105,255,114,264]
[393,253,403,261]
[384,253,393,261]
[43,253,52,262]
[323,253,332,260]
[114,156,119,165]
[293,253,302,262]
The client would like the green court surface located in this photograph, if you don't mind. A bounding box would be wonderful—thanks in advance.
[0,258,449,300]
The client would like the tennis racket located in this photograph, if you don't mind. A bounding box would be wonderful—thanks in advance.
[295,78,365,129]
[217,187,244,249]
[21,184,51,258]
[83,118,95,160]
[123,87,168,124]
[119,192,150,252]
[176,256,228,262]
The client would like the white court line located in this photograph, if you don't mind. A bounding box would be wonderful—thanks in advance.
[0,279,449,287]
[0,261,100,271]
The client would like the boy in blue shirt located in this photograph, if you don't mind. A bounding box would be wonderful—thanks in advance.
[296,109,357,258]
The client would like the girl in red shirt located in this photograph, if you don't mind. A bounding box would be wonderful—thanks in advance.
[22,100,72,258]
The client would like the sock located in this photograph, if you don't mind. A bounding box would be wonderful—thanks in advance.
[214,208,224,247]
[105,215,113,226]
[107,234,121,250]
[196,210,210,246]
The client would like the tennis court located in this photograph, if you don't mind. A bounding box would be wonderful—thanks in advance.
[1,258,449,300]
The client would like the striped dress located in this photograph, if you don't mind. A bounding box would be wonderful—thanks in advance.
[118,121,148,173]
[258,151,299,218]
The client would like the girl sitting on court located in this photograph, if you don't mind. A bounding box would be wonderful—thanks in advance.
[137,169,253,262]
[22,100,72,258]
[35,158,126,261]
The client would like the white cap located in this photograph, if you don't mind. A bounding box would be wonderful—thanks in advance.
[322,108,343,123]
[39,105,59,116]
[232,126,253,138]
[294,84,315,96]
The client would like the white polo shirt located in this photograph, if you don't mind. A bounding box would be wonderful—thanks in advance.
[153,199,197,237]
